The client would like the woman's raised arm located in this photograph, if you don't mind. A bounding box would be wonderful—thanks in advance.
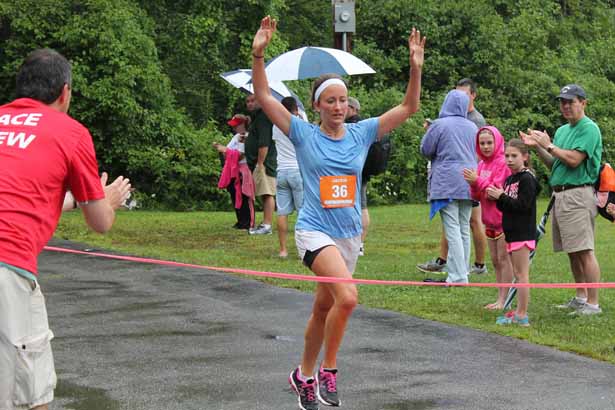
[377,28,425,139]
[251,16,292,135]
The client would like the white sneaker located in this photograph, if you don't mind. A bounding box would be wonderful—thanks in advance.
[569,304,602,316]
[358,245,364,256]
[249,224,272,235]
[555,297,586,310]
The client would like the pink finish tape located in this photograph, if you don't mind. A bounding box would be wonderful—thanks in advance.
[43,246,615,289]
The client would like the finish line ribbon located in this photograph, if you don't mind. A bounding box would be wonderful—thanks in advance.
[43,246,615,289]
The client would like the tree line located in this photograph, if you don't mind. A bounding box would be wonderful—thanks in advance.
[1,0,613,209]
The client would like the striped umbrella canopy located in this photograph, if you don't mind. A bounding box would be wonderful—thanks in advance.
[264,47,375,81]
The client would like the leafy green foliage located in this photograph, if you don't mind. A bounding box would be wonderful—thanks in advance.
[356,0,615,199]
[0,0,227,209]
[1,0,615,209]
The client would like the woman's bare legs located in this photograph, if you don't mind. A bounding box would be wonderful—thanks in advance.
[300,246,357,376]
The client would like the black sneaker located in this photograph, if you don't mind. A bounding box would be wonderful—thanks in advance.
[289,367,319,410]
[317,367,341,406]
[469,263,488,274]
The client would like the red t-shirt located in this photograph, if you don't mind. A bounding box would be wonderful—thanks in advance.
[0,98,104,274]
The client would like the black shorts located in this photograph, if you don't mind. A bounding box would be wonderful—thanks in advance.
[303,245,331,269]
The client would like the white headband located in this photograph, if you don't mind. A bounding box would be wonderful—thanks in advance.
[314,78,347,102]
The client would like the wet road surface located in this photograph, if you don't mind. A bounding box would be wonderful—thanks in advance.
[41,239,615,410]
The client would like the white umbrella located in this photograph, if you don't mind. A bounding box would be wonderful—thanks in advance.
[264,47,375,81]
[220,69,305,111]
[220,69,293,99]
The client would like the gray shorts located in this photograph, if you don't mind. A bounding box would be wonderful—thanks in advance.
[551,186,597,253]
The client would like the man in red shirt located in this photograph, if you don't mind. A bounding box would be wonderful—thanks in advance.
[0,49,131,410]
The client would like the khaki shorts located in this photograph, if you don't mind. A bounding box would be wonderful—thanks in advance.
[253,166,276,197]
[295,230,361,274]
[551,186,597,253]
[0,267,56,410]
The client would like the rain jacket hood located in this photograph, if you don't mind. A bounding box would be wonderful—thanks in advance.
[438,90,470,119]
[476,126,505,163]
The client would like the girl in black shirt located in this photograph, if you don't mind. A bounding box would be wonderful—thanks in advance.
[487,139,540,326]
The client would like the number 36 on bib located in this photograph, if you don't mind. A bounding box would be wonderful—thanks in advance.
[319,175,357,209]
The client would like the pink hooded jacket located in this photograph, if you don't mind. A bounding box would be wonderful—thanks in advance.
[470,126,511,230]
[218,149,256,227]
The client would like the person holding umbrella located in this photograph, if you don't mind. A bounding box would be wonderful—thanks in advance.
[251,15,425,410]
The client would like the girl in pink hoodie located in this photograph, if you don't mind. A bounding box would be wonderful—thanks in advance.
[463,126,513,309]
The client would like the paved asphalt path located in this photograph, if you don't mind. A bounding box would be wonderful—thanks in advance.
[41,239,615,410]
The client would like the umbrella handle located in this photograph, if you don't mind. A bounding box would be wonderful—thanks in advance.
[546,196,555,213]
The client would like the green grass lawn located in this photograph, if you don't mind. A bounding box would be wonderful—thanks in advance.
[54,199,615,363]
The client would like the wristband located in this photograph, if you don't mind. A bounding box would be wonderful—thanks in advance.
[252,53,264,59]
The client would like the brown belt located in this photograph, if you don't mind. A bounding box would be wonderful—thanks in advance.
[551,184,592,193]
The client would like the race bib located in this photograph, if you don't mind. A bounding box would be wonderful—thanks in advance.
[319,175,356,208]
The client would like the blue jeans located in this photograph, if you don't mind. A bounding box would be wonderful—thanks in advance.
[440,200,472,283]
